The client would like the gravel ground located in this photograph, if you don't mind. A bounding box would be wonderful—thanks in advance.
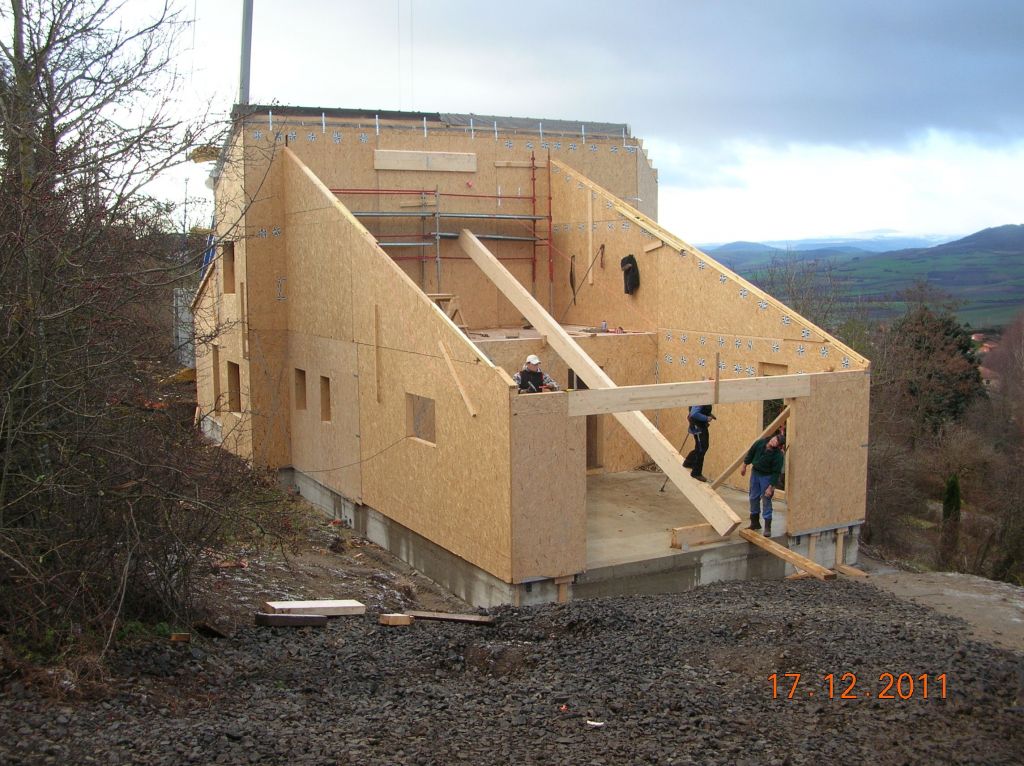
[2,578,1022,765]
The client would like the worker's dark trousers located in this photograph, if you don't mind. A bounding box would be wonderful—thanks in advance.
[688,428,709,476]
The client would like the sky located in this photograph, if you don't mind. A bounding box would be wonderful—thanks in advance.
[160,0,1024,244]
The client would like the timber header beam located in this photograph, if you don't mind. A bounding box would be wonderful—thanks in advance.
[458,229,741,537]
[567,374,811,417]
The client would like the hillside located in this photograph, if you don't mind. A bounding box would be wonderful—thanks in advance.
[713,225,1024,328]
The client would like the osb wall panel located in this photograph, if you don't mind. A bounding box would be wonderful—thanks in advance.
[655,331,788,490]
[786,370,870,534]
[239,114,650,215]
[239,115,644,328]
[636,143,659,221]
[577,333,659,472]
[191,249,253,461]
[474,333,659,473]
[280,148,518,581]
[247,328,291,468]
[549,166,659,332]
[286,333,362,501]
[225,144,289,467]
[548,159,869,372]
[192,286,218,417]
[510,393,587,581]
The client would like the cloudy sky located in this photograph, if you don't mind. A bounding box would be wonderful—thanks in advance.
[167,0,1023,243]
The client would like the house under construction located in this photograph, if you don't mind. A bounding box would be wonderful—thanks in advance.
[191,106,870,606]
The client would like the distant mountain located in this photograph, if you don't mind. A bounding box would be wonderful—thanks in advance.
[710,241,778,254]
[765,234,951,253]
[715,224,1024,329]
[888,224,1024,257]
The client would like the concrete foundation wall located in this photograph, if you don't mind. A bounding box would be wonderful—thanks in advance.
[283,466,860,608]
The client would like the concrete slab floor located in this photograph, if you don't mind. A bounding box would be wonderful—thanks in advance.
[585,470,788,569]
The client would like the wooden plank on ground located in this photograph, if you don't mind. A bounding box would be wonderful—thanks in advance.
[406,610,495,624]
[459,230,741,537]
[379,613,415,626]
[738,529,836,580]
[264,599,366,616]
[255,612,328,627]
[837,564,868,578]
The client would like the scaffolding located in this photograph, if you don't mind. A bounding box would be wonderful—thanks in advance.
[330,154,554,308]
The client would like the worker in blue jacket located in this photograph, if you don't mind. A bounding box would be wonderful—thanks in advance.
[683,403,715,482]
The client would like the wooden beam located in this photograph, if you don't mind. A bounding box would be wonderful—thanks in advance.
[710,405,793,489]
[374,304,383,403]
[494,160,547,168]
[406,610,495,624]
[835,528,848,569]
[713,354,720,402]
[587,191,595,285]
[379,613,415,626]
[459,230,741,536]
[438,340,477,418]
[837,564,868,578]
[739,530,836,580]
[670,522,715,549]
[567,376,809,417]
[375,149,476,172]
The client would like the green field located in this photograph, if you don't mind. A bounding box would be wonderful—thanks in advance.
[831,250,1024,329]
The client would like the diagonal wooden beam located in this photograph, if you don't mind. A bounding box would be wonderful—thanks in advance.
[710,405,792,490]
[739,530,835,580]
[458,230,741,536]
[438,340,477,418]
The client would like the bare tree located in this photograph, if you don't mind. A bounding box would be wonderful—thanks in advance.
[757,252,841,331]
[0,0,264,660]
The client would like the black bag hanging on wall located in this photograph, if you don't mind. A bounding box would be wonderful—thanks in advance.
[621,254,640,294]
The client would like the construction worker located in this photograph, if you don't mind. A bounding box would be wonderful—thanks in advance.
[512,354,560,393]
[741,432,786,537]
[683,403,715,482]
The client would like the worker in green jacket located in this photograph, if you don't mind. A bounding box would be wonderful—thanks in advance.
[740,432,785,537]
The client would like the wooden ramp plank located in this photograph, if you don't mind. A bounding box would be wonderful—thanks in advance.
[379,613,415,626]
[458,230,741,537]
[406,610,495,624]
[738,530,836,580]
[837,564,868,578]
[264,599,366,616]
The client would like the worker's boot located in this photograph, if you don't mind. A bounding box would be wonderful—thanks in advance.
[747,514,761,531]
[763,519,772,537]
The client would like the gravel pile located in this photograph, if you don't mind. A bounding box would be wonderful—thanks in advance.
[2,579,1022,765]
